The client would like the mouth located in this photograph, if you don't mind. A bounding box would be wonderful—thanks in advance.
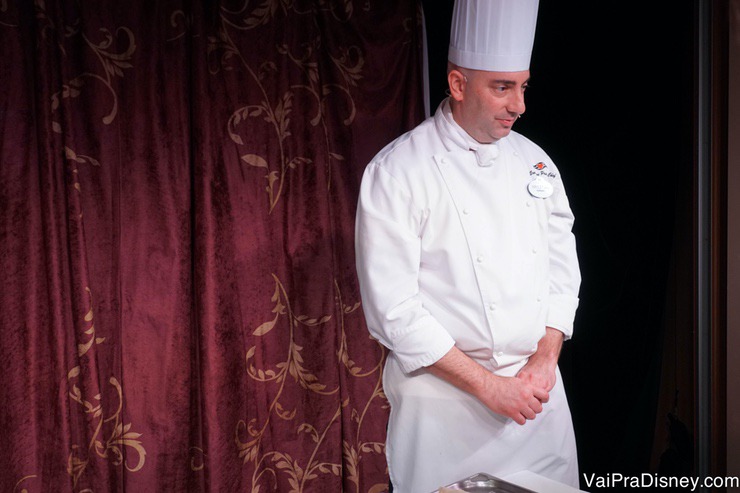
[497,117,516,127]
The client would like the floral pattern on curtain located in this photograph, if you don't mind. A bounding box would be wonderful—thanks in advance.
[0,1,426,491]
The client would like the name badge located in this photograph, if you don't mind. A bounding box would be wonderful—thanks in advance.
[527,176,553,198]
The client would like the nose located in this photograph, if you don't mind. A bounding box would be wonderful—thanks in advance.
[509,88,526,116]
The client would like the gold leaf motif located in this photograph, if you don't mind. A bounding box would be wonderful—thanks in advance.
[343,301,360,314]
[189,446,206,471]
[266,170,279,190]
[275,401,296,420]
[221,12,365,211]
[65,148,101,196]
[65,147,81,162]
[317,463,342,476]
[253,315,278,336]
[297,423,319,443]
[241,154,268,168]
[213,3,393,486]
[359,442,384,454]
[13,475,38,493]
[167,10,189,42]
[75,287,103,356]
[287,156,312,169]
[331,46,364,88]
[293,313,331,326]
[67,450,89,486]
[242,275,370,490]
[342,441,360,487]
[66,315,146,486]
[51,26,136,130]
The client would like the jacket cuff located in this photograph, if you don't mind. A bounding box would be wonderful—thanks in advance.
[391,321,456,373]
[546,293,579,340]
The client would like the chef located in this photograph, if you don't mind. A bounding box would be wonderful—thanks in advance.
[355,0,581,492]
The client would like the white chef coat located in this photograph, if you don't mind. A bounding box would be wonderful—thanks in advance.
[355,100,581,493]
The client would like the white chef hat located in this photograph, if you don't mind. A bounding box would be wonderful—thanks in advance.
[448,0,540,72]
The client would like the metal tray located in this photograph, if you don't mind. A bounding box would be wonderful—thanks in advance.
[434,472,537,493]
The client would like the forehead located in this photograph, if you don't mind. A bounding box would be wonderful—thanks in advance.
[470,69,530,85]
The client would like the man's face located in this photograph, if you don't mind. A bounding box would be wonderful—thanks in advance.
[450,68,530,143]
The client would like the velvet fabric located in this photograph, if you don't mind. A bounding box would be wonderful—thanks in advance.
[0,1,425,491]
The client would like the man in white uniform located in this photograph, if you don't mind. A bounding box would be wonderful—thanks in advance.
[355,1,581,492]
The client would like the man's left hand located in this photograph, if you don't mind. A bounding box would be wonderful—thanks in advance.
[516,327,564,395]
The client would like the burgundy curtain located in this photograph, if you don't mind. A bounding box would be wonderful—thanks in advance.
[0,1,425,491]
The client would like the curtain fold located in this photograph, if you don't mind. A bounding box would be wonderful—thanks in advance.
[0,1,425,491]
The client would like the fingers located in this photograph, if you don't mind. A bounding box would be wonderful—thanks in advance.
[485,376,551,425]
[514,390,547,425]
[530,397,543,414]
[533,387,549,404]
[521,406,536,421]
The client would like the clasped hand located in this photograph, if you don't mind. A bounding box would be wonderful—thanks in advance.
[478,371,550,425]
[480,329,562,425]
[428,328,563,425]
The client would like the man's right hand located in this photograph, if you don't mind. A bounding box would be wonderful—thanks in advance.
[477,371,549,425]
[427,346,548,425]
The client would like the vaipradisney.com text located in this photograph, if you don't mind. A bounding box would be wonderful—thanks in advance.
[583,472,739,491]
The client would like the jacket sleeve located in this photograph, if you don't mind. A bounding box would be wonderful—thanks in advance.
[355,162,456,373]
[545,168,581,339]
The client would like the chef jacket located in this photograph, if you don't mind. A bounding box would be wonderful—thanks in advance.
[355,100,581,493]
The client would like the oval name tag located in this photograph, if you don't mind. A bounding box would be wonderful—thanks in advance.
[527,177,554,198]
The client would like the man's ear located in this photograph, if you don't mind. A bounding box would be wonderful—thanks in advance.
[447,69,466,102]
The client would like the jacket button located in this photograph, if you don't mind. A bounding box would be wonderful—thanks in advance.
[477,256,484,263]
[463,208,469,215]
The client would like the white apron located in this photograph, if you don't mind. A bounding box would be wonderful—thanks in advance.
[355,101,581,493]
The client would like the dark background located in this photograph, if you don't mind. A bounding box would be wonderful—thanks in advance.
[421,0,697,486]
